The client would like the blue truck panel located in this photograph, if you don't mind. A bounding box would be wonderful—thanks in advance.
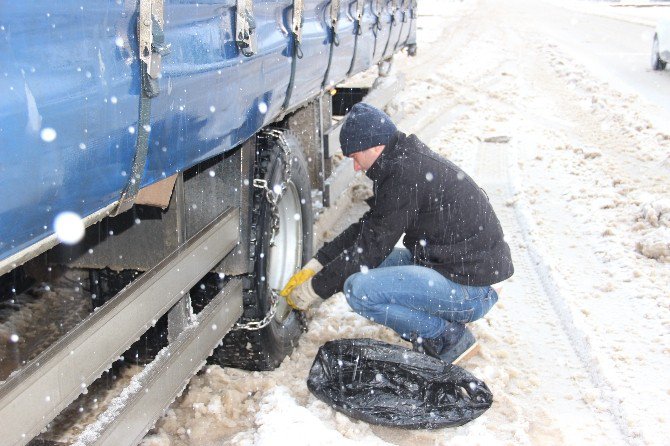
[324,2,356,87]
[287,0,331,109]
[347,1,377,75]
[372,3,392,61]
[0,0,416,266]
[145,0,295,182]
[397,3,413,52]
[383,3,403,59]
[0,1,138,260]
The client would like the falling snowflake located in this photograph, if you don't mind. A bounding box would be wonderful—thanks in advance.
[40,127,57,142]
[54,212,85,244]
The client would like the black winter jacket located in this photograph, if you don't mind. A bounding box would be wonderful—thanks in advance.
[312,132,514,298]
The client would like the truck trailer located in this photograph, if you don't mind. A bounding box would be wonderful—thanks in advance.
[0,0,417,444]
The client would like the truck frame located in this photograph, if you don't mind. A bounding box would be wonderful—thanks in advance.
[0,1,417,444]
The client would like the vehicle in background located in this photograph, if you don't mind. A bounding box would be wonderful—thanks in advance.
[652,19,670,70]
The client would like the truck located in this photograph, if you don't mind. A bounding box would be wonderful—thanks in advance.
[0,0,417,444]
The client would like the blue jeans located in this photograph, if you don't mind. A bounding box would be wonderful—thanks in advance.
[343,248,498,341]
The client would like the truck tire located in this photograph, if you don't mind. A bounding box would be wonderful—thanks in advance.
[208,131,314,370]
[652,35,666,71]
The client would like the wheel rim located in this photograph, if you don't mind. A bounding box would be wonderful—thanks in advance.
[267,180,303,321]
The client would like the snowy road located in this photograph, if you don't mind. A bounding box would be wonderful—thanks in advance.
[524,0,670,124]
[141,1,670,445]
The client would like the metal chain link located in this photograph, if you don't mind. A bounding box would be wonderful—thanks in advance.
[234,130,293,331]
[252,178,281,247]
[234,289,282,331]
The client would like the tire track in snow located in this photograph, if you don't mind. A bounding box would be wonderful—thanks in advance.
[391,1,635,442]
[392,79,626,442]
[397,98,628,442]
[504,7,670,443]
[498,143,635,445]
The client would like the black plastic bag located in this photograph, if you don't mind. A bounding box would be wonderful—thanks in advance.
[307,338,493,429]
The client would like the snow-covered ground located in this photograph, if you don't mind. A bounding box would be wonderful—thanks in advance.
[141,1,670,445]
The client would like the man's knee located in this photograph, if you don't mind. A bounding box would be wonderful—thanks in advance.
[344,273,372,312]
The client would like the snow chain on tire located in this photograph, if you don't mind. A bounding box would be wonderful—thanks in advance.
[233,129,292,331]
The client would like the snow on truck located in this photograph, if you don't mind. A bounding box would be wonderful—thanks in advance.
[0,0,417,444]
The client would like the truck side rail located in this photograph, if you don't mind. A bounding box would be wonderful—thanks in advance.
[0,209,241,445]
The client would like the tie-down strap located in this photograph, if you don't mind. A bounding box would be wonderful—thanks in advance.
[113,0,169,216]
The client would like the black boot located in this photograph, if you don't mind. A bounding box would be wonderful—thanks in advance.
[410,327,478,364]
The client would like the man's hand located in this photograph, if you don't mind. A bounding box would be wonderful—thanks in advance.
[285,278,321,311]
[280,268,315,298]
[280,258,323,298]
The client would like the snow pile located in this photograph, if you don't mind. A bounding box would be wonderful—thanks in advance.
[232,386,390,446]
[640,199,670,228]
[636,199,670,261]
[636,228,670,261]
[143,296,415,445]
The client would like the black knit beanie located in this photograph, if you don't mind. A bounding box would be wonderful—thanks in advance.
[339,103,398,156]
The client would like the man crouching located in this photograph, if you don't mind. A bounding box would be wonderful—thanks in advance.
[282,103,514,364]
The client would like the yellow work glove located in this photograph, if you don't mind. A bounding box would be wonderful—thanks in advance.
[280,258,323,306]
[280,268,315,298]
[285,278,321,311]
